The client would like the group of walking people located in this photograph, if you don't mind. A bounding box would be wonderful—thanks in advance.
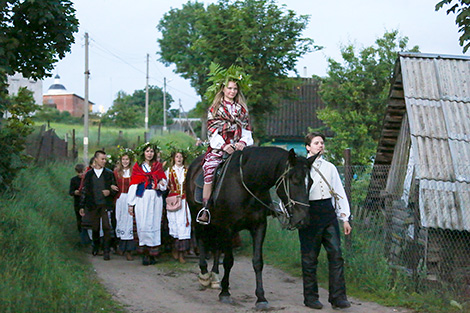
[70,144,192,265]
[69,62,352,310]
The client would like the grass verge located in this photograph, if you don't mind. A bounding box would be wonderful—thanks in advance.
[0,162,124,313]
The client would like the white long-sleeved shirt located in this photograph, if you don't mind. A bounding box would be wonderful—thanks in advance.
[308,156,350,222]
[209,128,254,150]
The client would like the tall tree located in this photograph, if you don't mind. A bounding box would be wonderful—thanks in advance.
[157,0,319,137]
[436,0,470,52]
[102,86,174,128]
[101,91,143,128]
[0,0,78,108]
[317,30,419,165]
[0,0,78,191]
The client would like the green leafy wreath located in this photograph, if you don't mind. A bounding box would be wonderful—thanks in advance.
[204,62,252,103]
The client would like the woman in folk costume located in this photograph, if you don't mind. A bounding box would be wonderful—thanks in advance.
[165,151,191,263]
[127,142,167,265]
[197,63,254,224]
[114,149,136,261]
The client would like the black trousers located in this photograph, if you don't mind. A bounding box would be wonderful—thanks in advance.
[298,201,347,304]
[74,207,82,233]
[89,204,112,252]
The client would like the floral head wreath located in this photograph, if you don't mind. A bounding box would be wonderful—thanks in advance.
[117,147,135,162]
[204,62,252,103]
[136,141,161,163]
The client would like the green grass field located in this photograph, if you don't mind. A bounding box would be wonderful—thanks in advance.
[38,122,199,161]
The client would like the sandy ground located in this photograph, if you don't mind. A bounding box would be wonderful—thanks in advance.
[89,252,413,313]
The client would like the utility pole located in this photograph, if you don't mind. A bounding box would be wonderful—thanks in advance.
[163,77,167,131]
[83,32,89,164]
[178,98,182,120]
[145,53,149,133]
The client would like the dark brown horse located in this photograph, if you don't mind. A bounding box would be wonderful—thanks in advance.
[186,146,316,309]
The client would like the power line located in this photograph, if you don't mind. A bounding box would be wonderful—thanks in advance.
[89,37,147,77]
[166,84,200,100]
[85,34,201,108]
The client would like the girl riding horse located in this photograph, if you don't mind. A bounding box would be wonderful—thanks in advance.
[197,63,254,224]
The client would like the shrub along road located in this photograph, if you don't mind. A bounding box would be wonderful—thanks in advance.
[89,253,412,313]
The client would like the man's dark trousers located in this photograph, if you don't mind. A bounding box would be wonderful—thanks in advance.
[90,204,112,253]
[298,199,347,305]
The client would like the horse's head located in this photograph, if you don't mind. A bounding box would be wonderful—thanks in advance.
[275,149,318,229]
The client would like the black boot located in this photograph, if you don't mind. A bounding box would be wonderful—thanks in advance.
[103,251,110,261]
[331,299,351,309]
[305,300,323,309]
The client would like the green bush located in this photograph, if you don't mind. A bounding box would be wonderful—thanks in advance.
[33,106,81,124]
[0,88,37,192]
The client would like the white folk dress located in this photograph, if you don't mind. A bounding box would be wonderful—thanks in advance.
[127,163,166,247]
[115,169,133,240]
[165,165,191,240]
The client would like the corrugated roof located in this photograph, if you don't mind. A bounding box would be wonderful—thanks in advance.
[370,52,470,231]
[264,78,328,140]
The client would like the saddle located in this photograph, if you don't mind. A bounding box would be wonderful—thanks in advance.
[194,153,234,204]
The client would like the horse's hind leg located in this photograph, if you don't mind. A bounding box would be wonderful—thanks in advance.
[219,246,234,304]
[210,249,220,274]
[209,249,221,289]
[251,223,269,309]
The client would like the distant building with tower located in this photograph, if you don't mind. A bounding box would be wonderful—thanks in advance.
[43,74,93,117]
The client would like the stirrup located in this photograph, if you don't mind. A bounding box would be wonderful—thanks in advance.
[196,208,211,225]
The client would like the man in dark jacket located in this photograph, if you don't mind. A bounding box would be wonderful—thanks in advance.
[79,150,117,260]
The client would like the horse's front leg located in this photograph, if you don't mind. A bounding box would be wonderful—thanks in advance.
[219,243,234,303]
[251,222,268,309]
[197,237,211,288]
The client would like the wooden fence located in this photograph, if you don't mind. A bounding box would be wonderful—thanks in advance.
[26,125,76,162]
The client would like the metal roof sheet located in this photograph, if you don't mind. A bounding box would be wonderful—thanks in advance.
[401,55,470,101]
[419,180,470,231]
[400,53,470,230]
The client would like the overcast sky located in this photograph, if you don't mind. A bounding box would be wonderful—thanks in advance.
[43,0,466,113]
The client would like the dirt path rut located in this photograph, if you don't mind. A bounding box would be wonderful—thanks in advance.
[90,254,412,313]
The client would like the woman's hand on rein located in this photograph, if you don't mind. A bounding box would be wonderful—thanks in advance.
[223,144,235,154]
[234,142,246,150]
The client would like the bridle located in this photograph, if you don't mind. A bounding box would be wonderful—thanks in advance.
[239,154,310,223]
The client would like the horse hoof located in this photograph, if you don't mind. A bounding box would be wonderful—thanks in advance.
[198,272,211,287]
[210,272,220,289]
[219,295,234,304]
[255,301,269,311]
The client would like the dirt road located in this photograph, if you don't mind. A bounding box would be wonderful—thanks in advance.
[89,253,412,313]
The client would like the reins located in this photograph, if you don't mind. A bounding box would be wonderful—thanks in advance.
[239,154,273,210]
[239,154,309,221]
